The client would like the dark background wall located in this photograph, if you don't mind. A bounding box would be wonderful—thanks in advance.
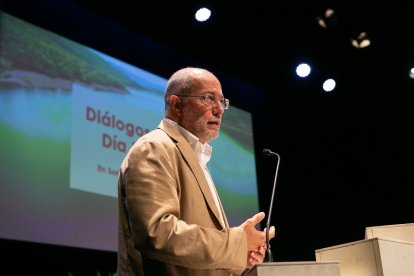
[1,0,413,274]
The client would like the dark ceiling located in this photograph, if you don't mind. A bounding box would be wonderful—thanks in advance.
[71,0,414,93]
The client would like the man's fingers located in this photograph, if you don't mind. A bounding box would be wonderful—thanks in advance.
[248,250,264,266]
[263,226,276,238]
[269,226,276,238]
[248,212,265,225]
[259,246,266,255]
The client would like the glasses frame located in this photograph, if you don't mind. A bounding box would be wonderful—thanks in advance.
[177,94,230,110]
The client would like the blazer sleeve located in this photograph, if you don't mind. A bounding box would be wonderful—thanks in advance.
[122,134,248,272]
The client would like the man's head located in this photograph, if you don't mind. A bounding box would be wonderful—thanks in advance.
[164,67,228,144]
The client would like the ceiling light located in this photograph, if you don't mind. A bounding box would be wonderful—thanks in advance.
[316,8,337,29]
[296,63,311,78]
[195,7,211,22]
[409,68,414,79]
[323,78,336,92]
[351,32,371,49]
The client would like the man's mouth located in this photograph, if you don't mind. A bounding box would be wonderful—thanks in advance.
[208,121,220,126]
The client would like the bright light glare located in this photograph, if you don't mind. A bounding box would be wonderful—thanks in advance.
[195,7,211,22]
[296,63,311,78]
[323,78,336,92]
[409,67,414,79]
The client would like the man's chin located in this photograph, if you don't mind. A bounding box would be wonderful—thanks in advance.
[207,132,219,142]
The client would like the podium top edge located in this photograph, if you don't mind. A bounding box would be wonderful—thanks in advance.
[254,261,340,267]
[315,237,414,252]
[366,222,414,229]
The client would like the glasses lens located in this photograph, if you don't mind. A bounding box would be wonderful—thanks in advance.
[204,96,213,106]
[187,95,229,110]
[219,98,229,109]
[225,99,229,109]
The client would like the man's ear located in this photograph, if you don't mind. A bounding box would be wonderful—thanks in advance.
[169,95,181,114]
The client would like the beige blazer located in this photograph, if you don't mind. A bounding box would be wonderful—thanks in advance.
[117,120,247,275]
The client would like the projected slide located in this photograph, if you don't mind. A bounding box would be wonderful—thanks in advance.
[0,12,259,252]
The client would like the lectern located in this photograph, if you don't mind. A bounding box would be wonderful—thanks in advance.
[315,223,414,276]
[245,261,341,276]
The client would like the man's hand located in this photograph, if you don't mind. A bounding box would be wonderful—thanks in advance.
[239,213,276,269]
[239,212,266,251]
[246,246,265,269]
[240,212,276,251]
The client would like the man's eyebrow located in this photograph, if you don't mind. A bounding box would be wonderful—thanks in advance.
[203,91,223,97]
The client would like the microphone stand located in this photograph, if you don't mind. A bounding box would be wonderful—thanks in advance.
[263,149,280,262]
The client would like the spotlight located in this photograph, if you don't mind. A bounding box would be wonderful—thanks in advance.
[195,7,211,22]
[409,68,414,79]
[322,78,336,92]
[296,63,311,78]
[351,32,371,49]
[316,8,337,29]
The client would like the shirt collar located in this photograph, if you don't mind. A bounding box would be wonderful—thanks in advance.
[163,118,212,166]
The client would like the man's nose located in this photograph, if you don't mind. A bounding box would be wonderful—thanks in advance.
[212,100,225,113]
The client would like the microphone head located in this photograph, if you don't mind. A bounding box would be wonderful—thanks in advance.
[263,149,276,156]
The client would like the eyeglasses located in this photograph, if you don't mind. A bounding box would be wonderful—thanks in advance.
[178,94,230,110]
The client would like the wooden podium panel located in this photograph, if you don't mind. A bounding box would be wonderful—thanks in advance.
[315,238,414,276]
[245,261,340,276]
[365,223,414,243]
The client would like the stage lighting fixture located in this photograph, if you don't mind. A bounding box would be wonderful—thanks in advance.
[316,8,337,29]
[323,78,336,92]
[409,68,414,79]
[296,63,311,78]
[351,32,371,49]
[195,7,211,22]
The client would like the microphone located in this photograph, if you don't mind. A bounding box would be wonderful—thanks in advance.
[263,148,277,157]
[262,148,281,262]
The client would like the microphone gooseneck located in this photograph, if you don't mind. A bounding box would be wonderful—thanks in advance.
[262,149,280,262]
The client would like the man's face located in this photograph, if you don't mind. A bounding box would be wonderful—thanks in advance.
[178,74,225,144]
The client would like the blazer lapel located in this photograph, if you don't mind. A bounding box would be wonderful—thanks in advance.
[158,121,225,228]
